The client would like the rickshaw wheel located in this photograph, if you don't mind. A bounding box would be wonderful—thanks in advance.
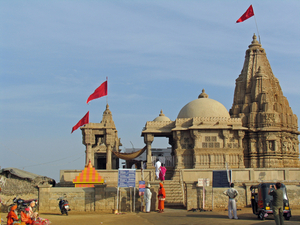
[258,211,265,220]
[284,215,290,220]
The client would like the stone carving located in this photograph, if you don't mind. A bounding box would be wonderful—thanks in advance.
[230,34,300,168]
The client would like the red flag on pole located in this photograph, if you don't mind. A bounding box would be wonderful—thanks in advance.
[71,111,89,133]
[86,80,108,104]
[236,5,254,23]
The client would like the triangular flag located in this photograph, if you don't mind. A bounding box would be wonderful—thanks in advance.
[236,5,254,23]
[71,111,89,133]
[86,80,107,104]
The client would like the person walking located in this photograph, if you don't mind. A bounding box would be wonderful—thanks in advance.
[158,183,166,213]
[223,183,238,219]
[268,182,284,225]
[155,159,161,180]
[159,163,167,182]
[144,184,152,213]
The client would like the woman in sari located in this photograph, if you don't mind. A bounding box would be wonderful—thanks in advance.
[159,163,167,182]
[157,183,166,213]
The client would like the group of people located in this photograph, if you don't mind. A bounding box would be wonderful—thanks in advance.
[7,201,38,225]
[223,182,285,225]
[143,182,166,214]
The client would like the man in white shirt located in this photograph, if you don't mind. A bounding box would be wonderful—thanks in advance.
[155,159,161,180]
[223,183,239,219]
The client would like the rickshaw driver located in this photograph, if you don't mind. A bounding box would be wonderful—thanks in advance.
[268,182,284,225]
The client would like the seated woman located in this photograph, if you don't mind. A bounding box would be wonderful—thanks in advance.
[28,201,38,220]
[7,205,19,225]
[21,208,33,225]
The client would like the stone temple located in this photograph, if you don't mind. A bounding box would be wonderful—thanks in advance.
[55,35,300,212]
[80,34,300,173]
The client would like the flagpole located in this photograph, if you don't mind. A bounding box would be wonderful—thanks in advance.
[106,76,108,105]
[252,6,261,44]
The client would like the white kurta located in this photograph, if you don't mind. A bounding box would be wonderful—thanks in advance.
[144,187,152,212]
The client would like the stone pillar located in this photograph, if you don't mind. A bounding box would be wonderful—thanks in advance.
[86,144,93,165]
[144,134,154,169]
[106,130,113,169]
[176,149,185,169]
[82,128,96,166]
[38,184,52,213]
[106,144,112,169]
[222,130,229,148]
[191,130,202,168]
[238,131,245,148]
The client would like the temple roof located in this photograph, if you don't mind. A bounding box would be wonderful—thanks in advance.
[153,110,171,122]
[177,89,230,119]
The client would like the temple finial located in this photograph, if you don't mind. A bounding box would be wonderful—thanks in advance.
[198,89,208,98]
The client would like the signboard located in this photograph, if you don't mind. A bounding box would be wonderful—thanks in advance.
[198,178,210,187]
[139,181,145,196]
[118,169,136,188]
[212,170,231,188]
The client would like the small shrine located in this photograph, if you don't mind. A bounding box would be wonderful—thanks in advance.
[73,160,104,187]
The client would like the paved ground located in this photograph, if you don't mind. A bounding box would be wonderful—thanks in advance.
[2,208,300,225]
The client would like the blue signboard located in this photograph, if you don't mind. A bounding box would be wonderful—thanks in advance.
[118,169,136,187]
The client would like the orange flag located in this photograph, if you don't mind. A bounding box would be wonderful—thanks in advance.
[236,5,254,23]
[71,111,89,133]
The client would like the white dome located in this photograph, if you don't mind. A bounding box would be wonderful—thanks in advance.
[177,89,230,119]
[153,110,171,122]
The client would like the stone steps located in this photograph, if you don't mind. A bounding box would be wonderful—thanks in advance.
[161,180,185,208]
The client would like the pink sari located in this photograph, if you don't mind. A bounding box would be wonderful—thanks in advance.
[159,166,167,181]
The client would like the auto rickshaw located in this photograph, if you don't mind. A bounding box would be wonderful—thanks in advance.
[250,183,291,220]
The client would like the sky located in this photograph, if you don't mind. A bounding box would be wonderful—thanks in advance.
[0,1,299,182]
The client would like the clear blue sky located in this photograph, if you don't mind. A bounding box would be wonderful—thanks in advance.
[1,1,299,182]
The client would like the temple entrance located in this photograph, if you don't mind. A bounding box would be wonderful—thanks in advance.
[96,157,106,169]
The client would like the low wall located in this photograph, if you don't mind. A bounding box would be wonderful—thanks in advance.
[52,168,300,213]
[186,182,300,210]
[38,184,159,213]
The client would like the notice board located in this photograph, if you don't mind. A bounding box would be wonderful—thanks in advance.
[212,170,231,188]
[118,169,136,188]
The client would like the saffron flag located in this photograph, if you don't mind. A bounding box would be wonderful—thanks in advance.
[86,80,108,104]
[236,5,254,23]
[71,111,89,133]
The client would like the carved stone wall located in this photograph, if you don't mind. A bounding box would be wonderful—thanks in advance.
[81,104,122,169]
[230,35,300,168]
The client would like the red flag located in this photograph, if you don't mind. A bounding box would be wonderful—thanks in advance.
[71,111,89,133]
[86,80,108,104]
[236,5,254,23]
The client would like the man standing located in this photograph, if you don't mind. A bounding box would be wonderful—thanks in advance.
[223,183,238,219]
[268,182,284,225]
[144,184,152,213]
[155,159,161,180]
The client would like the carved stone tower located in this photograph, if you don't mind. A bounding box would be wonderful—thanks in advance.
[81,104,122,169]
[230,34,300,168]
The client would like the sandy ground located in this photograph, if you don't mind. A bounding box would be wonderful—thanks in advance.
[1,208,300,225]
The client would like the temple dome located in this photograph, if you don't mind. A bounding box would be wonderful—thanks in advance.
[177,89,230,119]
[153,110,171,122]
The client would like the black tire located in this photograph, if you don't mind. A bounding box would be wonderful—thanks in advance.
[258,211,265,220]
[66,210,68,216]
[284,216,290,220]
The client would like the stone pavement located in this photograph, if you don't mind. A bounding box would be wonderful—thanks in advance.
[1,208,300,225]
